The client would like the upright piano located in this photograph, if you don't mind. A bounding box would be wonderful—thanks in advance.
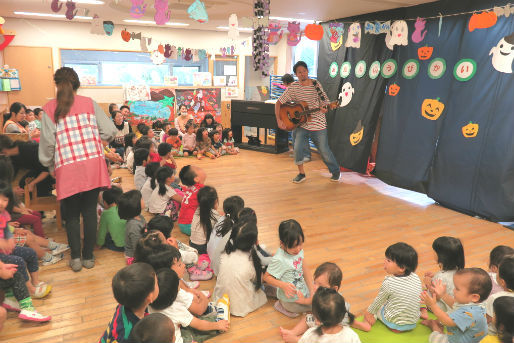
[230,100,289,154]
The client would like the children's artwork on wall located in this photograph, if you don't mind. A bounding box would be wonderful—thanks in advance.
[412,18,427,43]
[286,21,302,46]
[184,48,193,61]
[345,22,361,48]
[328,22,344,51]
[175,88,222,123]
[140,37,151,51]
[267,20,282,45]
[154,0,171,25]
[124,84,151,101]
[192,49,199,62]
[65,1,78,20]
[121,28,131,42]
[364,21,390,34]
[489,33,514,73]
[468,11,497,32]
[150,49,165,64]
[213,76,226,86]
[188,0,208,23]
[103,21,115,35]
[225,87,239,98]
[130,0,147,18]
[90,14,105,35]
[338,82,355,107]
[129,88,175,122]
[164,76,178,86]
[228,14,239,40]
[193,72,212,86]
[51,0,63,13]
[305,23,324,41]
[385,20,408,50]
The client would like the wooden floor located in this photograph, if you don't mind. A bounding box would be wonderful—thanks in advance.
[2,150,513,343]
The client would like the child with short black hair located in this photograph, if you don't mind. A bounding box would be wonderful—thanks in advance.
[148,167,183,220]
[140,162,160,210]
[166,128,183,156]
[354,242,422,332]
[264,219,314,318]
[97,186,126,252]
[486,256,514,335]
[158,142,177,170]
[160,121,172,143]
[178,165,206,235]
[124,133,137,173]
[488,245,514,296]
[128,312,175,343]
[424,236,465,313]
[209,130,223,157]
[134,148,150,190]
[182,123,197,157]
[150,268,229,343]
[222,128,239,155]
[118,190,146,265]
[298,288,360,343]
[481,296,514,343]
[196,127,215,160]
[100,263,159,343]
[422,268,492,343]
[200,113,217,132]
[190,186,220,256]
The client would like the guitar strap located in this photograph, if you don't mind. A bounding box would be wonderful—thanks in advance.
[311,80,327,106]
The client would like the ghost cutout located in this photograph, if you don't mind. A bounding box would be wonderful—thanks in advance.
[345,23,361,48]
[338,82,355,107]
[228,14,239,40]
[386,20,408,50]
[90,14,104,35]
[103,21,115,36]
[151,49,166,65]
[489,32,514,73]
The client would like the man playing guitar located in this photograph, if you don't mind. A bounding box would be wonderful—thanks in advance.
[274,61,341,183]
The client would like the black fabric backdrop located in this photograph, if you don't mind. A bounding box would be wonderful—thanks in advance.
[317,0,514,221]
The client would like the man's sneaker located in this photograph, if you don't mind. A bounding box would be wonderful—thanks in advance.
[2,297,20,312]
[51,243,69,256]
[330,172,341,182]
[292,173,306,184]
[18,309,51,322]
[41,253,63,266]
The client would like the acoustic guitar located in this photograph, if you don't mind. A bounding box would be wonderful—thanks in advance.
[278,100,340,131]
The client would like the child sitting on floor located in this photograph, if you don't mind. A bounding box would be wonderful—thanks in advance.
[190,186,221,255]
[298,287,361,343]
[177,165,206,235]
[128,312,175,343]
[422,268,492,343]
[353,242,422,332]
[148,167,183,221]
[97,186,126,252]
[140,162,161,211]
[150,268,229,343]
[182,123,197,157]
[166,128,183,156]
[209,131,223,157]
[488,245,514,296]
[486,256,514,335]
[118,190,146,265]
[133,148,150,191]
[280,262,353,343]
[222,128,239,155]
[196,128,215,160]
[481,296,514,343]
[99,263,159,343]
[124,133,137,173]
[264,219,314,318]
[158,143,177,170]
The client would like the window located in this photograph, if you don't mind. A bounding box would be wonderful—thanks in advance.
[60,49,208,86]
[292,39,319,77]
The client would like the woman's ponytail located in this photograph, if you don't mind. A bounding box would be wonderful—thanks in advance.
[54,67,80,122]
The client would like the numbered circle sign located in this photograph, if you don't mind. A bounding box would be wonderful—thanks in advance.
[453,59,477,82]
[381,59,398,78]
[355,60,367,78]
[427,58,447,79]
[340,62,351,78]
[402,59,420,79]
[329,62,339,78]
[369,61,381,79]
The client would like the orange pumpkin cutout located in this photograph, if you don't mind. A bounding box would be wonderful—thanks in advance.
[462,122,479,138]
[388,83,400,96]
[468,11,497,32]
[350,120,364,146]
[305,23,324,41]
[421,97,445,120]
[158,44,164,54]
[418,46,433,60]
[121,28,131,42]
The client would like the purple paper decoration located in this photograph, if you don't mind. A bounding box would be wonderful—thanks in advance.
[51,0,62,13]
[154,0,171,25]
[286,21,301,46]
[252,0,271,76]
[130,0,147,19]
[65,1,78,20]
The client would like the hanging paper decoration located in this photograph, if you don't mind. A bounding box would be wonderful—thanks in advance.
[170,45,178,59]
[418,46,433,60]
[103,21,114,36]
[252,0,271,76]
[355,61,366,78]
[402,59,420,79]
[65,1,78,20]
[385,20,408,50]
[388,83,400,96]
[338,82,354,107]
[131,32,142,40]
[51,0,63,13]
[151,49,166,65]
[421,97,445,120]
[164,44,172,58]
[438,14,443,37]
[140,37,151,52]
[267,20,282,45]
[328,22,344,51]
[90,14,105,35]
[427,58,446,79]
[192,49,200,62]
[411,17,427,43]
[188,0,208,23]
[453,58,477,81]
[198,49,207,60]
[494,4,514,17]
[345,22,361,48]
[0,17,15,51]
[286,21,302,46]
[328,62,338,78]
[364,21,390,34]
[121,28,131,42]
[381,59,398,78]
[228,14,239,40]
[154,0,171,25]
[489,33,514,74]
[158,44,164,55]
[462,122,479,138]
[130,0,147,18]
[305,23,324,41]
[350,120,364,146]
[184,48,193,61]
[368,61,380,79]
[340,62,351,78]
[468,11,497,32]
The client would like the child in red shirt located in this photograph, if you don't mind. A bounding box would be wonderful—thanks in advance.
[165,128,183,156]
[177,165,206,235]
[157,143,177,170]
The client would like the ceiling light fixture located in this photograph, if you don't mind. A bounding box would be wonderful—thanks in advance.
[123,19,189,26]
[269,16,315,23]
[216,26,253,32]
[14,11,92,19]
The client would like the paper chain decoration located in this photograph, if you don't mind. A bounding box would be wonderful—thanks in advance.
[252,0,271,76]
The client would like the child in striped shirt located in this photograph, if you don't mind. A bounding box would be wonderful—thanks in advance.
[354,242,422,332]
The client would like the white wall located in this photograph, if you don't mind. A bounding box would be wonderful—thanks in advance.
[1,17,289,105]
